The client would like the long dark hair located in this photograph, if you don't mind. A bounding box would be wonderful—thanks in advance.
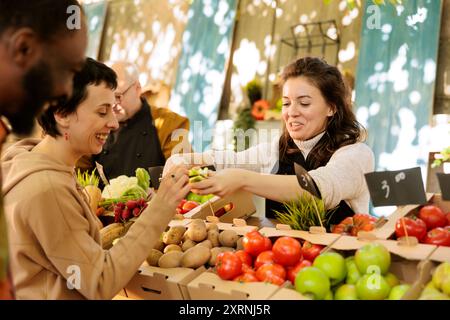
[279,57,365,169]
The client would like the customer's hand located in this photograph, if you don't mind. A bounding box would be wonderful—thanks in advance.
[190,168,245,198]
[155,165,191,210]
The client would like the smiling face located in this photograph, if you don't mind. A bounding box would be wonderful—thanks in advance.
[65,84,119,157]
[282,76,334,141]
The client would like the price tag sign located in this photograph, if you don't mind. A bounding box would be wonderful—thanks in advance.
[364,167,427,206]
[148,166,164,190]
[294,163,322,199]
[437,173,450,201]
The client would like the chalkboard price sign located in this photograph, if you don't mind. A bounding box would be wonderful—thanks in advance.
[365,167,427,207]
[437,173,450,201]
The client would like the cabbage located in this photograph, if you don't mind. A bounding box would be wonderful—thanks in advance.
[136,168,150,191]
[102,175,140,199]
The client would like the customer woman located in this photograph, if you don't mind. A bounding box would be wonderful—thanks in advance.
[164,57,374,226]
[1,58,190,299]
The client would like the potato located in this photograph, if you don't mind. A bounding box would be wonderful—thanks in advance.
[153,239,165,252]
[163,226,186,245]
[209,247,235,266]
[185,223,207,242]
[181,239,197,252]
[191,219,205,225]
[236,237,244,250]
[206,223,219,232]
[207,229,220,247]
[163,244,182,253]
[146,249,163,266]
[196,239,212,249]
[218,230,239,248]
[158,251,183,268]
[181,246,211,268]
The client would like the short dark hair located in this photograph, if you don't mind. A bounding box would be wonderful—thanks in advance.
[0,0,82,40]
[38,58,118,137]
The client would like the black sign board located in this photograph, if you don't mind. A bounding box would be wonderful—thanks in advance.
[437,173,450,201]
[294,163,322,199]
[364,167,427,207]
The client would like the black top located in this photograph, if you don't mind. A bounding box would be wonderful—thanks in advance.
[94,99,166,180]
[266,138,355,229]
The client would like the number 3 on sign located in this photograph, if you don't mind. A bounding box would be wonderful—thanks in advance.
[301,174,308,187]
[381,180,390,199]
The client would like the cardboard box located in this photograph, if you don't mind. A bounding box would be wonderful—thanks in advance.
[183,191,256,223]
[124,265,206,300]
[187,271,280,300]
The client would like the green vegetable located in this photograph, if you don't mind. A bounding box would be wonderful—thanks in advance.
[273,193,336,231]
[76,168,100,188]
[136,168,150,191]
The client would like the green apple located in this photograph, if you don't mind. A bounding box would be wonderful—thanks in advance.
[313,252,347,286]
[419,287,450,300]
[384,272,400,288]
[200,194,215,203]
[335,284,358,300]
[324,290,333,300]
[356,273,390,300]
[432,262,450,292]
[355,243,391,275]
[345,256,361,285]
[186,192,203,203]
[388,284,411,300]
[295,266,331,300]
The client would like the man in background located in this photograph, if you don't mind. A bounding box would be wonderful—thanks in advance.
[79,62,191,182]
[0,0,88,299]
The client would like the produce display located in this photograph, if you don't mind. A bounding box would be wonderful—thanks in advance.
[395,204,450,246]
[142,220,248,269]
[419,262,450,300]
[331,213,378,236]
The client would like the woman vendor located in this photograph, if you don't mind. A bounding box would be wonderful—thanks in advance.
[164,57,374,227]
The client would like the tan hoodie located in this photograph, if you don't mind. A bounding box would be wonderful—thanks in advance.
[2,138,173,299]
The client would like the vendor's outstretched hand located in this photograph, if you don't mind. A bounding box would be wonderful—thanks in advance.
[190,168,244,198]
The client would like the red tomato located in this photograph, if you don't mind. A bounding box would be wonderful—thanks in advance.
[263,237,272,251]
[423,227,450,247]
[446,213,450,226]
[182,201,199,212]
[272,237,302,267]
[216,252,242,280]
[395,217,427,241]
[418,205,447,230]
[256,264,286,285]
[241,263,256,275]
[286,260,312,284]
[254,251,275,270]
[235,250,253,267]
[301,241,324,262]
[233,272,259,283]
[242,231,266,257]
[177,199,187,209]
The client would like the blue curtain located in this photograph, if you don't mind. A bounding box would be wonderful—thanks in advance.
[355,0,442,173]
[83,1,108,59]
[169,0,238,152]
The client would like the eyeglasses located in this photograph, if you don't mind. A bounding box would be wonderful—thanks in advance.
[114,82,136,103]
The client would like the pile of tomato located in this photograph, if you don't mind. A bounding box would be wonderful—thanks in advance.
[395,205,450,246]
[215,230,324,285]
